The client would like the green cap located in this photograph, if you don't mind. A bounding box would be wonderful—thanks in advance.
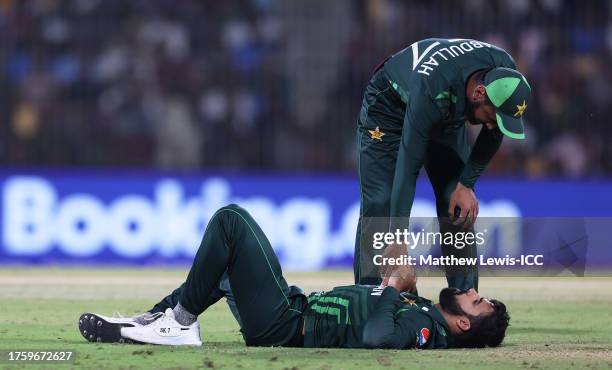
[484,67,531,140]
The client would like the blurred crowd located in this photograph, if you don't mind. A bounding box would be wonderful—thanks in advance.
[1,0,611,177]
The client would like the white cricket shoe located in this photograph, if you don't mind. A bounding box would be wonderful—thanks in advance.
[120,308,202,346]
[98,312,140,325]
[79,312,142,343]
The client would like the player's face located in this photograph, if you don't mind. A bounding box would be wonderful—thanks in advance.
[467,100,497,128]
[439,287,494,317]
[466,85,498,129]
[454,288,495,317]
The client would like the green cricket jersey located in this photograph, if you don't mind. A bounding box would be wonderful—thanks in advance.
[302,285,451,349]
[358,38,517,217]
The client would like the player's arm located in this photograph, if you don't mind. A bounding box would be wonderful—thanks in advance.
[457,50,516,188]
[362,286,427,349]
[390,94,442,220]
[449,54,516,225]
[458,126,503,188]
[380,243,417,293]
[362,287,413,349]
[457,50,515,190]
[449,127,503,227]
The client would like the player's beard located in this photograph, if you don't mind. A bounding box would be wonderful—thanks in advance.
[439,287,468,316]
[465,99,486,126]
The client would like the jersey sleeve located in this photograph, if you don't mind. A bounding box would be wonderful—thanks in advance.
[390,92,442,218]
[458,126,503,188]
[362,287,433,349]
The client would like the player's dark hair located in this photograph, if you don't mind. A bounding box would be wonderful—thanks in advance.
[468,68,494,107]
[472,69,486,84]
[472,68,492,84]
[452,299,510,348]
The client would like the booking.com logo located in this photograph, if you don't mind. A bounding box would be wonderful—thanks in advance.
[1,176,521,270]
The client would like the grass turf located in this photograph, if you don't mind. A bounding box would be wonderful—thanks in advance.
[0,268,611,370]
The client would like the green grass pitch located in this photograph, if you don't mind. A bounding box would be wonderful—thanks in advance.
[1,268,611,370]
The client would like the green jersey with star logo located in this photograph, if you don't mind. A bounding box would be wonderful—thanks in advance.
[303,285,451,349]
[358,38,518,218]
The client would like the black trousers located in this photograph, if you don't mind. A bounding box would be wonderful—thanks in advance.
[149,204,306,347]
[354,124,479,291]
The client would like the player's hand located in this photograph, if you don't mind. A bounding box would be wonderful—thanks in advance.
[380,243,417,293]
[386,273,417,293]
[448,182,479,229]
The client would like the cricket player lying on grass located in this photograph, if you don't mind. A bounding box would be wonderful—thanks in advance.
[78,204,509,349]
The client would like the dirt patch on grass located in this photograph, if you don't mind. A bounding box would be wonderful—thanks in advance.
[498,346,612,361]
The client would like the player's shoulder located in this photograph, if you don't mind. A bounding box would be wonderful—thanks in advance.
[483,41,517,69]
[394,307,438,348]
[395,305,451,349]
[388,38,516,105]
[414,37,515,73]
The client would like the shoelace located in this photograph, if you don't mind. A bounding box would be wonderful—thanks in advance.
[114,311,168,322]
[144,312,165,322]
[112,312,127,319]
[113,311,157,321]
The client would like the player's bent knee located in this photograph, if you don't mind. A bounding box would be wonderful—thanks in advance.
[362,197,391,216]
[215,204,252,223]
[216,203,250,216]
[220,203,243,212]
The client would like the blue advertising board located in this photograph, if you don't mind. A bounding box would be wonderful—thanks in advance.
[1,169,611,271]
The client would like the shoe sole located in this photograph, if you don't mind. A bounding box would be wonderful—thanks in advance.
[78,313,138,344]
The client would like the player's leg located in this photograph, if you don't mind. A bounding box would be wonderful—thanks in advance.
[79,244,238,343]
[354,65,406,285]
[148,273,242,327]
[354,125,400,285]
[425,136,479,291]
[353,66,406,285]
[80,285,239,344]
[122,204,306,347]
[80,284,224,344]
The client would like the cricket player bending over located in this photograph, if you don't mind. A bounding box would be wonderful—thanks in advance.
[78,204,509,349]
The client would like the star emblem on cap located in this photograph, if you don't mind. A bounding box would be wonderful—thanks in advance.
[369,126,385,141]
[513,100,527,117]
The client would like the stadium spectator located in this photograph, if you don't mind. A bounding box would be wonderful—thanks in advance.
[0,0,610,176]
